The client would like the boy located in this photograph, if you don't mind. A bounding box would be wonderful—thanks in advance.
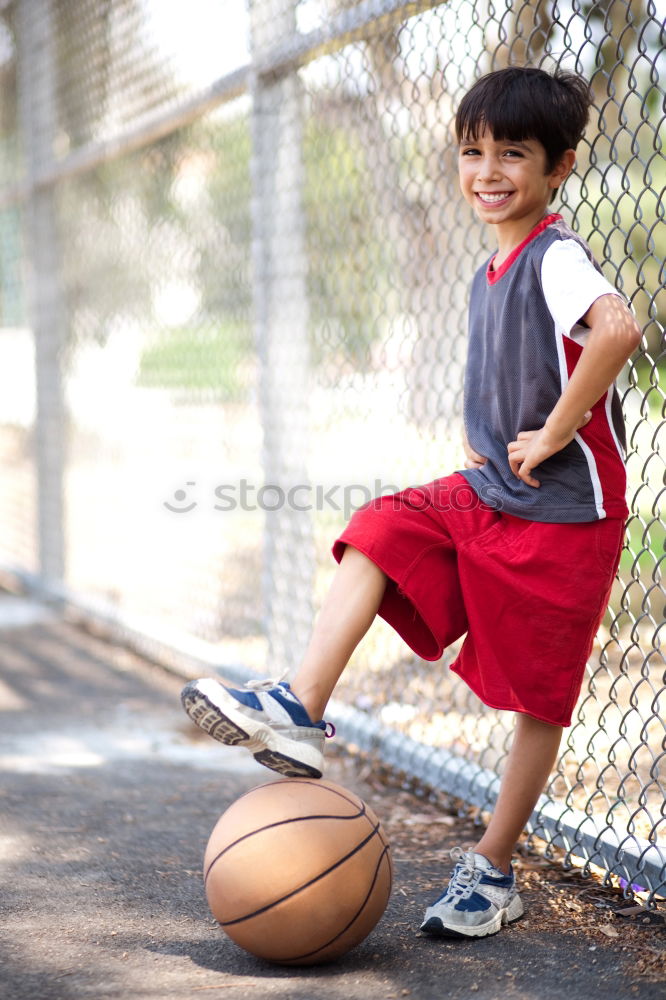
[181,67,641,939]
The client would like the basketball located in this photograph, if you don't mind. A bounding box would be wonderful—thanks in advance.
[203,777,393,965]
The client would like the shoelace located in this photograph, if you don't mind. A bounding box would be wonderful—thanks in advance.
[243,671,289,692]
[445,847,484,901]
[242,673,336,738]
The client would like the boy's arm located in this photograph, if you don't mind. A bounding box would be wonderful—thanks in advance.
[507,293,642,488]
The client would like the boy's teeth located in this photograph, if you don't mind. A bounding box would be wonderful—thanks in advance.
[478,192,510,202]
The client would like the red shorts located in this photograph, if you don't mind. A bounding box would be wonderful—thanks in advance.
[332,473,624,727]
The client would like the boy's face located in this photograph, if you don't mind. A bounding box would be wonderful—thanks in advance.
[458,127,573,239]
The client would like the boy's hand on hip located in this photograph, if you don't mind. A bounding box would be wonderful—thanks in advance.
[463,443,487,470]
[508,411,592,487]
[462,429,487,470]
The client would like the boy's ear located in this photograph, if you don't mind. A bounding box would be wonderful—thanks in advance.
[549,148,577,190]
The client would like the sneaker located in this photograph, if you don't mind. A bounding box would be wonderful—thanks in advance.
[180,676,334,778]
[419,847,524,938]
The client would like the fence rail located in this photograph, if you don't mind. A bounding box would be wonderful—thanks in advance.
[0,0,664,900]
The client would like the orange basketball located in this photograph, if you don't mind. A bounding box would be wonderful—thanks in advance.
[203,777,393,965]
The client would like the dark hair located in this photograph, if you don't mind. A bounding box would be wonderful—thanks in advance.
[455,67,593,171]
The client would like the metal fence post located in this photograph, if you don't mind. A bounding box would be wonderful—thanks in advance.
[249,0,314,673]
[16,0,66,584]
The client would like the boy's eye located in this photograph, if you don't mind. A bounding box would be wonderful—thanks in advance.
[460,147,480,156]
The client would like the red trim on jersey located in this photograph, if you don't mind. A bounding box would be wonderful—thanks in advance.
[561,337,628,519]
[487,213,563,285]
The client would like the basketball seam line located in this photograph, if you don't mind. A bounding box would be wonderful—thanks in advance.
[204,805,369,883]
[275,844,392,963]
[217,819,383,927]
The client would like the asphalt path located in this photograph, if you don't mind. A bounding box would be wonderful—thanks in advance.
[0,597,663,999]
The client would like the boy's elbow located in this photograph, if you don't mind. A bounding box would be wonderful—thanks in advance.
[626,317,642,352]
[610,299,642,353]
[602,303,642,356]
[585,295,642,355]
[616,314,643,358]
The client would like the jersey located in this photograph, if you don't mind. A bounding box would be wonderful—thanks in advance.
[459,213,629,523]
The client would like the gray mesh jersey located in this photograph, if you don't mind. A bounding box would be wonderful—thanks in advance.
[459,213,629,523]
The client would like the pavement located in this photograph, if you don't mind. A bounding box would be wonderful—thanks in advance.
[0,594,664,1000]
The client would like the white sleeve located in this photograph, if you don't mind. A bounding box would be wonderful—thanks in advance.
[540,238,622,338]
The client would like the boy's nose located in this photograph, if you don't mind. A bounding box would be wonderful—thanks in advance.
[476,156,502,181]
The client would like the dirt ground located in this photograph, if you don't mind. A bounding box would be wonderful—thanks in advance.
[0,598,664,1000]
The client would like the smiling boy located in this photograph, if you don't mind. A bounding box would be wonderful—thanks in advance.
[181,67,641,939]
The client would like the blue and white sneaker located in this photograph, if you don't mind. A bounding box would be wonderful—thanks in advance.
[180,676,334,778]
[419,847,524,938]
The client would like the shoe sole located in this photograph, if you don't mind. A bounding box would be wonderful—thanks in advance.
[181,680,323,779]
[419,893,524,938]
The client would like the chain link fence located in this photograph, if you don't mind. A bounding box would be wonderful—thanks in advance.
[0,0,664,899]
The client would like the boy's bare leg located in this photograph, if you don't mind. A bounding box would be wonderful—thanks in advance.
[473,713,564,872]
[290,545,387,723]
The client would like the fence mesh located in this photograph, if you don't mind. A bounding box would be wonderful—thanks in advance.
[0,0,664,898]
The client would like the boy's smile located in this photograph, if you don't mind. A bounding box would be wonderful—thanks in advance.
[476,191,514,205]
[458,129,575,258]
